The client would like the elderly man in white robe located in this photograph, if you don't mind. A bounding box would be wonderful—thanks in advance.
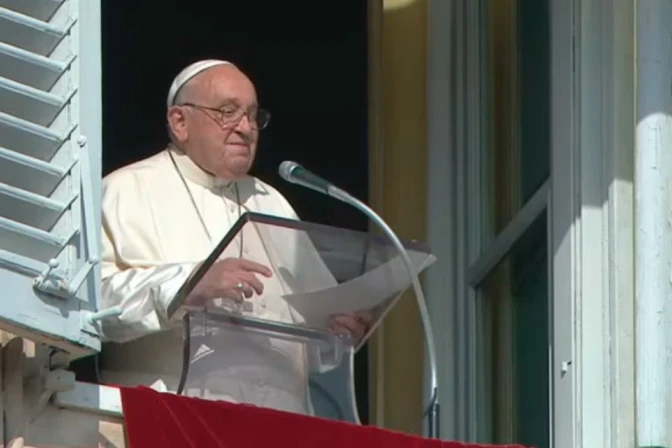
[98,60,371,416]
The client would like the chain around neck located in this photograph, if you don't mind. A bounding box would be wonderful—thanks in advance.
[168,148,243,258]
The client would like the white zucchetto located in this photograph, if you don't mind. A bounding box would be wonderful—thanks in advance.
[166,59,235,107]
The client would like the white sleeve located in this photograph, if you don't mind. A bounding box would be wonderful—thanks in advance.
[98,171,198,343]
[99,260,198,343]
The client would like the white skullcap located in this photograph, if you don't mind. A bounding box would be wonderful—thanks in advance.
[166,59,235,107]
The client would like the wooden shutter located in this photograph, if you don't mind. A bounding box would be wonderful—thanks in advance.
[0,0,102,356]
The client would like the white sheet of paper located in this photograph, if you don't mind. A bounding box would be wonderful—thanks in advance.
[281,250,435,328]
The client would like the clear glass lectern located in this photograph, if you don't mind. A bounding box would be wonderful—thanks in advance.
[166,212,436,423]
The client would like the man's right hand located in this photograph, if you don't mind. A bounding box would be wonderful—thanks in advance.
[185,258,273,307]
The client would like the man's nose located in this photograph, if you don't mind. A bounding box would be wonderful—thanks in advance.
[234,113,254,133]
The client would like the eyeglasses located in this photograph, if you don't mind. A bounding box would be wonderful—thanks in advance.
[180,102,271,130]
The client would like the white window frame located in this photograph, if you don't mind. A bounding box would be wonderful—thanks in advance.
[429,0,545,440]
[426,0,635,445]
[459,0,552,441]
[425,0,635,448]
[550,0,635,447]
[426,0,478,440]
[428,0,551,440]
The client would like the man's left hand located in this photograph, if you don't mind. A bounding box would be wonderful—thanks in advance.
[328,311,374,345]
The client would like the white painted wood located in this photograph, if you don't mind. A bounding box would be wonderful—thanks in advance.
[54,382,124,418]
[0,0,103,356]
[551,0,637,447]
[426,0,458,439]
[2,337,25,447]
[425,0,484,440]
[466,180,549,286]
[635,0,672,445]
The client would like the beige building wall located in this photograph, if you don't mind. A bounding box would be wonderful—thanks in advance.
[367,0,428,435]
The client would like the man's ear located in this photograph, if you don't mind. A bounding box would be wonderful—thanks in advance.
[167,106,188,142]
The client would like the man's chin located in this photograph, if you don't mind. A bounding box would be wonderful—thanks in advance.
[228,159,254,178]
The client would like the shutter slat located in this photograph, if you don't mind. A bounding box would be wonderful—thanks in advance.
[0,182,73,230]
[0,248,46,277]
[0,111,71,161]
[0,146,67,196]
[0,75,74,126]
[0,7,71,56]
[0,215,67,262]
[0,0,64,23]
[0,3,73,266]
[0,41,69,91]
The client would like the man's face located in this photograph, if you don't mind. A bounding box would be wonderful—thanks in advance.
[169,65,262,180]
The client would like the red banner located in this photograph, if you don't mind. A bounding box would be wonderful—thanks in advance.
[120,386,530,448]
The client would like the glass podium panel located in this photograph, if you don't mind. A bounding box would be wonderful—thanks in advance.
[167,212,436,423]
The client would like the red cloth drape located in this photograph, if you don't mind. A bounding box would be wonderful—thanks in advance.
[119,386,530,448]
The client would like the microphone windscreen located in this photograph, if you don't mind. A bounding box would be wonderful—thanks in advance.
[278,161,300,180]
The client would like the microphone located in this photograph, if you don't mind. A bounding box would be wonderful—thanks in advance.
[278,160,441,439]
[278,161,350,202]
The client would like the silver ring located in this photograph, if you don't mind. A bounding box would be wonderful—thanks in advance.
[235,282,245,291]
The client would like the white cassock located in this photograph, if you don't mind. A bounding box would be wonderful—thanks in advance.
[99,146,336,415]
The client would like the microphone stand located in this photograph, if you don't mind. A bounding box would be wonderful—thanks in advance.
[326,185,440,439]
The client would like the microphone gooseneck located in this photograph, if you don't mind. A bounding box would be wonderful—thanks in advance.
[278,161,440,439]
